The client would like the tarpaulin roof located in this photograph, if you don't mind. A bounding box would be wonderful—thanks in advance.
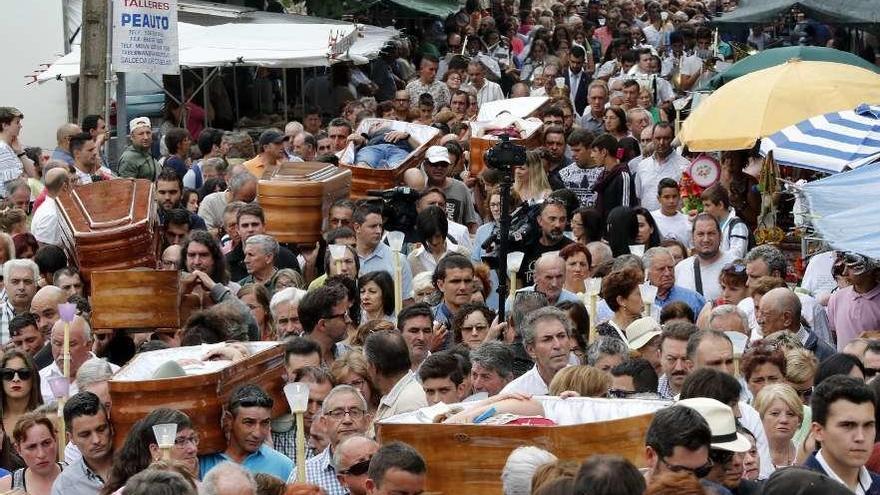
[381,0,459,17]
[716,0,880,26]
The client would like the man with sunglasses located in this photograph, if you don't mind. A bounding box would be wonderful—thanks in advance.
[200,384,293,481]
[298,284,351,366]
[643,404,713,484]
[334,436,379,495]
[828,252,880,351]
[290,385,372,494]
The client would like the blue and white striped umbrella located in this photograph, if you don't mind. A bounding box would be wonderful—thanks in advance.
[760,103,880,173]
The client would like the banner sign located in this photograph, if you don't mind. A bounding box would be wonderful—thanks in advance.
[112,0,180,75]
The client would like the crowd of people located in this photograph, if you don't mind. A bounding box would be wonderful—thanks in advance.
[0,0,878,494]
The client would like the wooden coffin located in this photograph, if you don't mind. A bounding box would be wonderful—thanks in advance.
[109,342,286,455]
[56,179,159,288]
[339,119,441,198]
[377,411,654,495]
[90,270,180,331]
[469,96,551,176]
[258,162,352,244]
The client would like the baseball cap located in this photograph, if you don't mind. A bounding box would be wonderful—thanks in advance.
[677,398,751,453]
[259,130,289,147]
[425,146,451,164]
[625,317,661,351]
[129,117,151,133]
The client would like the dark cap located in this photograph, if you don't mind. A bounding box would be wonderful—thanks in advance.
[762,467,853,495]
[258,130,288,147]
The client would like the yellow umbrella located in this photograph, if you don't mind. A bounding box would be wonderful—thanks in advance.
[679,59,880,152]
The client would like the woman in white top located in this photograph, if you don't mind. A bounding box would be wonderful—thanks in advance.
[754,383,803,470]
[512,150,552,203]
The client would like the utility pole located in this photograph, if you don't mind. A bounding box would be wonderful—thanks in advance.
[78,0,109,122]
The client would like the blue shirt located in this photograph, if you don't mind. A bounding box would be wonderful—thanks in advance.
[51,147,75,166]
[656,285,706,319]
[359,241,413,299]
[199,444,293,481]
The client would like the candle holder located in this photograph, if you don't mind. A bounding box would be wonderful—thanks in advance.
[585,278,602,343]
[638,283,659,317]
[506,251,525,295]
[58,303,77,380]
[48,376,70,460]
[152,423,178,461]
[284,383,310,482]
[386,231,406,315]
[628,244,645,257]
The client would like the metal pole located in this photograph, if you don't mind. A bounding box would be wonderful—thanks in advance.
[282,68,288,123]
[203,68,209,129]
[233,64,240,124]
[114,72,127,172]
[300,68,305,113]
[104,0,114,160]
[179,70,186,127]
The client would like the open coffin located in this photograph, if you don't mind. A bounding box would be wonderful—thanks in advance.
[339,119,441,198]
[109,342,286,454]
[257,162,352,244]
[376,396,669,495]
[469,96,551,176]
[55,179,160,288]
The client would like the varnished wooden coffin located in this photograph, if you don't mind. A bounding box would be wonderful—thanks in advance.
[90,270,180,331]
[55,179,159,287]
[339,119,441,198]
[377,410,654,495]
[257,162,352,244]
[469,96,551,176]
[109,342,286,455]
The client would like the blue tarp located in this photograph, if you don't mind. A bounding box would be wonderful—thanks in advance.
[802,163,880,258]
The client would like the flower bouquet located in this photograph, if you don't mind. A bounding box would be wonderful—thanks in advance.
[679,170,704,215]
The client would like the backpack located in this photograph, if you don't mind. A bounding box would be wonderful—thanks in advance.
[727,217,756,251]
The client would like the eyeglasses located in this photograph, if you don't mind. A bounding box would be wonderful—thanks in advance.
[323,312,350,322]
[0,368,32,381]
[174,432,200,448]
[660,457,713,478]
[424,161,449,168]
[339,457,372,476]
[607,388,637,399]
[325,408,366,421]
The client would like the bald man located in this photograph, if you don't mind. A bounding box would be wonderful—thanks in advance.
[516,254,580,305]
[30,285,67,338]
[334,436,380,495]
[758,287,836,361]
[39,316,120,404]
[51,123,82,165]
[31,168,69,245]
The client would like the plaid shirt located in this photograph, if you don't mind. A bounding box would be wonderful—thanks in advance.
[657,374,676,401]
[289,446,347,495]
[271,419,317,466]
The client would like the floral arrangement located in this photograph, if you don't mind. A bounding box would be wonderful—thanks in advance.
[679,170,704,214]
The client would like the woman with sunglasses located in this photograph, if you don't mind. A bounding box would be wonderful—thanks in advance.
[0,350,42,437]
[0,412,63,495]
[101,408,199,494]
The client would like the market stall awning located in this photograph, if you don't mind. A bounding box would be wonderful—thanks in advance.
[802,164,880,258]
[716,0,880,26]
[37,21,397,82]
[382,0,459,17]
[760,104,880,173]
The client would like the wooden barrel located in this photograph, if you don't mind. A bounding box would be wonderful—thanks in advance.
[109,343,287,455]
[257,162,352,244]
[376,412,655,495]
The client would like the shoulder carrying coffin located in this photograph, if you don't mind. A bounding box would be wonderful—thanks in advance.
[55,179,160,286]
[257,162,352,244]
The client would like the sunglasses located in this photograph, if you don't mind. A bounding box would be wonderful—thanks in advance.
[722,262,746,275]
[661,457,713,478]
[709,448,734,466]
[340,457,372,476]
[0,368,32,381]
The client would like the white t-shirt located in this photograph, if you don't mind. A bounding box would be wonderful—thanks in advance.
[501,365,551,396]
[650,209,692,248]
[674,251,738,302]
[801,250,838,300]
[634,152,690,211]
[30,198,61,245]
[719,211,750,259]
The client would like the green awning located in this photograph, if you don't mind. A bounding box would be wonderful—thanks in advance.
[716,0,880,25]
[383,0,459,17]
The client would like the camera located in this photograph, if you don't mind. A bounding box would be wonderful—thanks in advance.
[485,135,527,171]
[366,187,420,240]
[480,201,540,268]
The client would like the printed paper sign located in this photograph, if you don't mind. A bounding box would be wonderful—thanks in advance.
[112,0,180,74]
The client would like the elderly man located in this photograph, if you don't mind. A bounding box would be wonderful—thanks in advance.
[238,234,281,291]
[1,259,40,343]
[290,385,373,494]
[674,213,737,302]
[365,331,427,421]
[470,341,514,397]
[707,305,750,337]
[334,436,380,495]
[118,117,158,180]
[226,203,301,282]
[198,171,258,232]
[200,384,292,479]
[292,132,317,162]
[643,247,705,317]
[271,288,307,340]
[51,123,82,165]
[516,254,579,305]
[759,287,836,361]
[202,462,257,495]
[501,307,572,395]
[578,82,609,135]
[40,316,120,405]
[627,108,653,142]
[634,123,689,211]
[463,61,503,106]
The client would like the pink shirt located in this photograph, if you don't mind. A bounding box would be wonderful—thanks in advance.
[827,283,880,350]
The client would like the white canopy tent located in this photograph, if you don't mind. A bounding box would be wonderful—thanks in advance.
[38,21,396,82]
